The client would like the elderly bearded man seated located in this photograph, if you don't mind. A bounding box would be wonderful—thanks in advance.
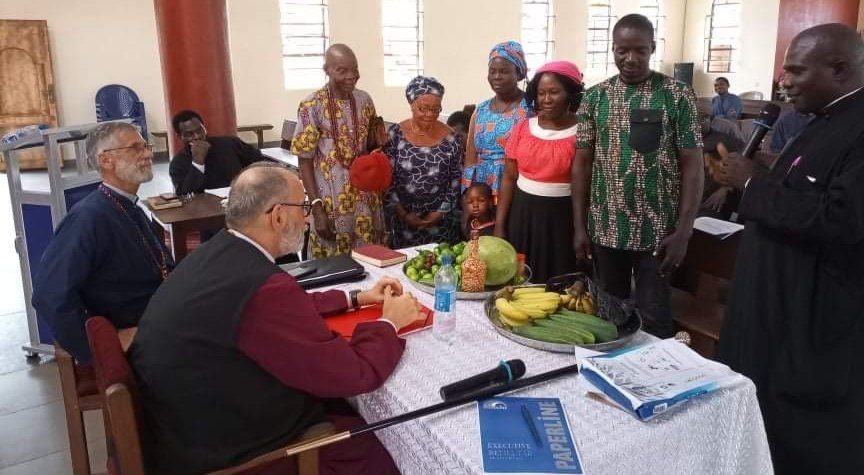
[130,162,422,475]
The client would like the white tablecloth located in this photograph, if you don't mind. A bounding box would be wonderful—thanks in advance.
[323,253,773,475]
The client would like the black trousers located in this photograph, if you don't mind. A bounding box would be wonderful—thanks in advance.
[592,245,674,338]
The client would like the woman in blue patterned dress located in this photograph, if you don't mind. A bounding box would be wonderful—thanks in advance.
[384,76,463,248]
[462,41,534,203]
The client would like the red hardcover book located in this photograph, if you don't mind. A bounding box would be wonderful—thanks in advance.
[350,244,407,267]
[324,303,434,340]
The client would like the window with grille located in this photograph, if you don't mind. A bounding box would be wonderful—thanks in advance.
[382,0,424,86]
[704,0,741,73]
[640,0,665,70]
[587,2,614,76]
[522,0,555,77]
[279,0,329,90]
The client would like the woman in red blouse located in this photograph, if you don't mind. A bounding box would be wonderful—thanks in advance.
[495,61,585,283]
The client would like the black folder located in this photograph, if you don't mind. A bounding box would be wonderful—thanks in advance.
[279,254,367,289]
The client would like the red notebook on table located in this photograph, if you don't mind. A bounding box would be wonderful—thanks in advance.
[324,304,434,340]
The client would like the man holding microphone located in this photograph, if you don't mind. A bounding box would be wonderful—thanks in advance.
[718,23,864,473]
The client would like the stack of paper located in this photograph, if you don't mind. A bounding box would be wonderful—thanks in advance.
[581,339,743,421]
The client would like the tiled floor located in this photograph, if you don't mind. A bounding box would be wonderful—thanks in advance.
[0,160,173,474]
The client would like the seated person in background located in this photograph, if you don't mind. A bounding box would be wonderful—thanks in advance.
[446,110,470,144]
[462,182,495,239]
[32,122,173,363]
[700,130,745,221]
[130,163,422,475]
[168,110,267,195]
[384,75,463,247]
[711,77,743,120]
[770,110,812,153]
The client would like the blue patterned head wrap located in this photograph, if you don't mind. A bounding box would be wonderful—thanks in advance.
[488,41,527,80]
[405,75,445,103]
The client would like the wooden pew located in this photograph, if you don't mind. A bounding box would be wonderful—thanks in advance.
[151,123,274,151]
[671,228,741,359]
[697,97,792,119]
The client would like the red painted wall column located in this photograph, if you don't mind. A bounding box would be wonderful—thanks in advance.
[773,0,861,80]
[153,0,237,157]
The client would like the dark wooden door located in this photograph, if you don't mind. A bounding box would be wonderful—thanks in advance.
[0,19,59,170]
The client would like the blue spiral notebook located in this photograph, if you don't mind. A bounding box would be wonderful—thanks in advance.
[478,397,584,474]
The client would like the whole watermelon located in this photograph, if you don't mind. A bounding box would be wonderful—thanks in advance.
[460,236,517,286]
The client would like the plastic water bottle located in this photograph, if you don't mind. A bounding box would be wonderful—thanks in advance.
[434,254,458,343]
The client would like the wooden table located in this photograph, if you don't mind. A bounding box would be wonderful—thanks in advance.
[146,193,225,262]
[151,123,274,150]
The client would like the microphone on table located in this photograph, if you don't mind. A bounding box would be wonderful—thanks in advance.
[741,103,782,158]
[439,359,527,401]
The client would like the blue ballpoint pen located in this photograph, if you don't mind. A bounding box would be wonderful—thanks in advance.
[521,404,543,448]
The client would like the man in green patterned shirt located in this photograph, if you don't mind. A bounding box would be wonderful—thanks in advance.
[572,14,703,337]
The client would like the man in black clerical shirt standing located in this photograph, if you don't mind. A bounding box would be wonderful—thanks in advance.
[717,24,864,474]
[168,110,267,195]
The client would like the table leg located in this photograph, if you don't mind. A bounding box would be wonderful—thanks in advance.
[255,130,264,149]
[171,224,189,262]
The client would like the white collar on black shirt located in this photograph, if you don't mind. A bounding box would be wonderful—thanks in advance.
[823,86,864,111]
[102,182,139,204]
[227,229,275,263]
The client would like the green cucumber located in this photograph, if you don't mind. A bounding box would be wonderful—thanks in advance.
[533,319,596,344]
[549,313,618,343]
[513,325,582,344]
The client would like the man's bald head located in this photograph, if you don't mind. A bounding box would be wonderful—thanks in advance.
[782,23,864,113]
[225,163,299,230]
[325,43,357,65]
[792,23,864,75]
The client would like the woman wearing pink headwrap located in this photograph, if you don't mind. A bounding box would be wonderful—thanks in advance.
[495,61,585,282]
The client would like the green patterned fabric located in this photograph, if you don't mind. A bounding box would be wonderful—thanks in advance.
[576,72,702,251]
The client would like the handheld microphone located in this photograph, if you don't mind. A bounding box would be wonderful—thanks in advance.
[742,103,781,158]
[440,359,526,401]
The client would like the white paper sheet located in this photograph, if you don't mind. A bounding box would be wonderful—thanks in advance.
[205,187,231,199]
[693,217,744,239]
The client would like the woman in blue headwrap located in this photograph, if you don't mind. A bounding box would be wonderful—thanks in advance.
[384,75,463,247]
[462,41,534,203]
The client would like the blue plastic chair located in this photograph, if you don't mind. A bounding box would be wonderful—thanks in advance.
[95,84,148,140]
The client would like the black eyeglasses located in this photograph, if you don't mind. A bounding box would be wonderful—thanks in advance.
[265,200,313,217]
[103,143,154,154]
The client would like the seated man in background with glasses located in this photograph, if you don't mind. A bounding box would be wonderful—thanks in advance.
[169,109,268,195]
[131,162,422,475]
[32,122,174,363]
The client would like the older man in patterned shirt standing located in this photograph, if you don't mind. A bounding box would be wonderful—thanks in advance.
[571,13,703,338]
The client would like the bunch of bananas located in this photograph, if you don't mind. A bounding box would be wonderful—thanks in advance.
[559,281,595,314]
[495,287,561,327]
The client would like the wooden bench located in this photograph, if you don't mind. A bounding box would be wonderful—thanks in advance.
[671,229,741,359]
[152,123,273,150]
[697,97,792,120]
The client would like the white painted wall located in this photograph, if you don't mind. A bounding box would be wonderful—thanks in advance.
[681,0,781,98]
[858,0,864,32]
[0,0,782,151]
[0,0,166,145]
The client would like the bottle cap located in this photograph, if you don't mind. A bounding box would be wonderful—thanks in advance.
[442,254,453,265]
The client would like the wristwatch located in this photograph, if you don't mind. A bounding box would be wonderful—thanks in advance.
[349,289,362,310]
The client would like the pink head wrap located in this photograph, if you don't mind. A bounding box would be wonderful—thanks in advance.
[535,61,584,85]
